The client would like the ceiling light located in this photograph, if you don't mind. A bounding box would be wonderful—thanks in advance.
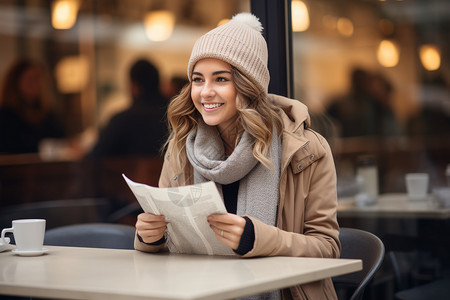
[52,0,79,30]
[292,0,310,32]
[419,44,441,71]
[377,39,400,67]
[144,10,175,42]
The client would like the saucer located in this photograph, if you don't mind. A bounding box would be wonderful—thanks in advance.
[12,248,49,257]
[0,238,14,253]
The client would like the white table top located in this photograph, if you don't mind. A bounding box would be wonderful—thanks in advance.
[338,193,450,219]
[0,246,362,300]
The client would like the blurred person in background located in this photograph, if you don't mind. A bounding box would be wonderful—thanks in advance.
[88,58,168,158]
[163,75,189,101]
[326,68,403,138]
[0,58,65,154]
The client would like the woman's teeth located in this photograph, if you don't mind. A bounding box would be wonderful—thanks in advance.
[203,103,222,109]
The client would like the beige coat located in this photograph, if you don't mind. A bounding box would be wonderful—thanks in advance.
[135,94,341,300]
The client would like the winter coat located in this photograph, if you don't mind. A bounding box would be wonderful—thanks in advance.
[135,93,341,300]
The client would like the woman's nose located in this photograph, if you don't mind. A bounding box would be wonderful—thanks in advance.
[200,81,215,98]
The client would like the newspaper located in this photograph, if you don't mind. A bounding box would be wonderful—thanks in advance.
[123,174,234,256]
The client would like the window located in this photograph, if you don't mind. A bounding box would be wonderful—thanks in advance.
[290,0,450,193]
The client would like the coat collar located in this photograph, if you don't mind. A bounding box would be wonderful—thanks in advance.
[268,94,326,174]
[268,94,310,134]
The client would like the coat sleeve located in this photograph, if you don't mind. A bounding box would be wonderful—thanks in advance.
[242,133,341,258]
[134,234,168,253]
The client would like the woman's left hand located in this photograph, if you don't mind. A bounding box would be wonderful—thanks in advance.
[207,213,246,250]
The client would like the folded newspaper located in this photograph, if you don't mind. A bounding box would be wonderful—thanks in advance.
[123,174,234,256]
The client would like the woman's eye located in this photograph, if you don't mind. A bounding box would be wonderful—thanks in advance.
[192,77,202,82]
[217,77,228,82]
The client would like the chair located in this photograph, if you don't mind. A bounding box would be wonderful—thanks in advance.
[0,198,113,231]
[44,223,136,249]
[333,228,385,300]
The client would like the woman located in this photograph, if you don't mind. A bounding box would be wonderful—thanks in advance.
[135,13,340,299]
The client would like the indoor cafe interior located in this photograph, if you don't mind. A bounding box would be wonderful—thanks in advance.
[0,0,449,299]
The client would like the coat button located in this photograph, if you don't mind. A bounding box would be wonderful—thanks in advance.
[297,164,302,170]
[166,153,170,158]
[173,175,178,181]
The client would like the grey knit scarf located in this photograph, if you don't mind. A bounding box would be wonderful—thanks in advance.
[186,120,281,225]
[186,120,282,300]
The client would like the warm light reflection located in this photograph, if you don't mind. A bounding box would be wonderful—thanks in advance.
[337,18,354,37]
[144,10,175,42]
[292,0,310,32]
[419,44,441,71]
[55,56,89,93]
[377,40,400,67]
[51,0,79,30]
[217,19,230,27]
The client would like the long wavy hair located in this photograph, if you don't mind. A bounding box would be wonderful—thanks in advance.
[165,65,283,172]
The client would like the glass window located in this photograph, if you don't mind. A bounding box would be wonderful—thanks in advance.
[0,0,250,157]
[291,0,450,193]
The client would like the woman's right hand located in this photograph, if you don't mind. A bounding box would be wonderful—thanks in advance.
[136,213,169,244]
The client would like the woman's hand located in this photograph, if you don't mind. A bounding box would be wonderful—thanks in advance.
[207,213,246,250]
[136,213,168,244]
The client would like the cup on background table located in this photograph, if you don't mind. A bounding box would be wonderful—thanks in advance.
[432,187,450,208]
[405,173,429,201]
[1,219,48,256]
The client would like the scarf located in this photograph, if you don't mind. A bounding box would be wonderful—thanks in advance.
[186,120,282,300]
[186,120,281,226]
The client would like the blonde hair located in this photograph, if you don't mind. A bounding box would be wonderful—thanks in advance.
[165,66,282,172]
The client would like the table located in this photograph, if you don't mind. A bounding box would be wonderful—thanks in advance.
[338,193,450,293]
[338,193,450,264]
[338,193,450,219]
[0,246,362,300]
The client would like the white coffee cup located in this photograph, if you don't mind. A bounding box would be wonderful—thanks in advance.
[405,173,429,201]
[1,219,46,252]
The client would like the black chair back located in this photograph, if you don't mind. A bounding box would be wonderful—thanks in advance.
[333,228,385,300]
[0,198,113,230]
[44,223,136,250]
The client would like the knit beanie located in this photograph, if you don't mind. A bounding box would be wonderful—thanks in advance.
[187,12,269,95]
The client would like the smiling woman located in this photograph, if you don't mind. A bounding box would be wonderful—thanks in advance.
[134,12,341,300]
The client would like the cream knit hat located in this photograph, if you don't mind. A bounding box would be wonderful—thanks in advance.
[187,13,269,95]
